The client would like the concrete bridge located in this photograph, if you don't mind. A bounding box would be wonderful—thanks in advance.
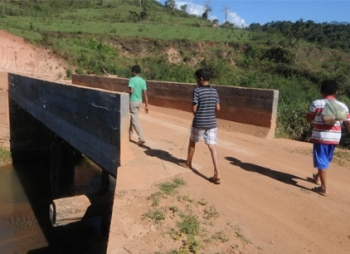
[2,72,279,253]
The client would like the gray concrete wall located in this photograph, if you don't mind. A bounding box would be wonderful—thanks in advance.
[72,74,279,138]
[8,73,131,175]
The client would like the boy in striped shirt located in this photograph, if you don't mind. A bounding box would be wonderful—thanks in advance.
[179,68,221,184]
[306,79,350,195]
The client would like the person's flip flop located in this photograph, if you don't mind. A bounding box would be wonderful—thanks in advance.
[178,161,191,169]
[208,177,221,184]
[312,174,321,185]
[312,186,327,196]
[137,140,145,146]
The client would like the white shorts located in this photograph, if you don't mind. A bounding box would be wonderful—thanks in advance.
[190,127,217,145]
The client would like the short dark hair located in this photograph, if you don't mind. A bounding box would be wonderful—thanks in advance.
[131,65,141,74]
[320,79,338,95]
[194,68,211,81]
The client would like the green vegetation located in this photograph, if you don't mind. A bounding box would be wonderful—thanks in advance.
[234,226,251,244]
[0,148,11,165]
[1,0,350,143]
[157,177,186,195]
[142,177,259,253]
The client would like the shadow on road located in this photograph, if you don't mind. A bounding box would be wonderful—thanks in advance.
[133,141,215,183]
[225,156,311,191]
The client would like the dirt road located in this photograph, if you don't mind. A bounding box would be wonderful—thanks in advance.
[107,107,350,254]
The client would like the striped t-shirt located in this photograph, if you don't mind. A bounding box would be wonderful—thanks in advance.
[192,85,220,129]
[307,97,350,144]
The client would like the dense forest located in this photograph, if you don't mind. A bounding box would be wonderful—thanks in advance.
[1,0,350,146]
[250,20,350,52]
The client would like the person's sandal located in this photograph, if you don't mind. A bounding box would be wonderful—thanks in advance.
[312,186,327,196]
[208,177,221,184]
[137,140,145,146]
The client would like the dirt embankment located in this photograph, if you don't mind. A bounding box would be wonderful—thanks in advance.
[0,29,69,149]
[0,29,67,79]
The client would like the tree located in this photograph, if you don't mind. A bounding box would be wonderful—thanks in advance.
[202,0,212,20]
[180,4,187,13]
[165,0,176,10]
[222,5,230,23]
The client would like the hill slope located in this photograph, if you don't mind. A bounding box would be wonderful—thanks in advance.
[0,29,66,80]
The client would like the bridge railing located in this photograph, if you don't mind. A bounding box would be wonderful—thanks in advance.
[72,74,279,139]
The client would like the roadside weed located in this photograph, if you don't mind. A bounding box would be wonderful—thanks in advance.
[197,198,207,206]
[142,209,166,225]
[211,231,229,243]
[177,194,195,203]
[157,177,186,195]
[0,148,11,164]
[142,177,257,252]
[178,214,201,235]
[149,191,163,206]
[203,205,219,220]
[234,226,251,244]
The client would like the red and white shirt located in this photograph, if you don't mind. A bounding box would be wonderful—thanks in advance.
[306,96,350,144]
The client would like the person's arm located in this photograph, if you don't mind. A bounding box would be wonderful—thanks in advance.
[143,90,149,113]
[306,101,316,122]
[216,103,220,111]
[128,78,134,94]
[344,109,350,131]
[192,103,197,114]
[305,112,315,122]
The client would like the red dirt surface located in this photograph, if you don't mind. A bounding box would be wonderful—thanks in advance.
[1,29,350,254]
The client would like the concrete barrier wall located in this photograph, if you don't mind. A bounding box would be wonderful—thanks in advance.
[72,75,279,138]
[8,73,131,175]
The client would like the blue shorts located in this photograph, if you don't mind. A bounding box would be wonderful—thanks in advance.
[190,127,217,145]
[313,143,336,170]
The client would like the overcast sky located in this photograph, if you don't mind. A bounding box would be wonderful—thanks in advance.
[157,0,350,27]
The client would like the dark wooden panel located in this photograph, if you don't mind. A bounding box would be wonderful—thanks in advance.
[8,74,128,176]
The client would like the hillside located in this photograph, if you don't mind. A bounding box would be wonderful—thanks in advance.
[1,0,350,141]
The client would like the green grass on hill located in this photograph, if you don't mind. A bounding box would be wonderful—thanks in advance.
[1,0,350,144]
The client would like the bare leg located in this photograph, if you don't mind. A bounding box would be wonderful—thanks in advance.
[185,139,196,168]
[208,144,220,179]
[129,116,133,140]
[318,169,327,194]
[313,172,321,185]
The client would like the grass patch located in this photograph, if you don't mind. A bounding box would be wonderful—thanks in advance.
[0,148,11,165]
[144,177,257,252]
[157,177,186,195]
[234,226,251,244]
[333,147,350,166]
[177,214,201,236]
[177,194,195,203]
[149,191,163,206]
[203,205,219,220]
[211,231,229,243]
[142,208,166,225]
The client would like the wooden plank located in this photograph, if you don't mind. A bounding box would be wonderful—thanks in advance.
[49,195,91,227]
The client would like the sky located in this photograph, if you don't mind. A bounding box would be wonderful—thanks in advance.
[157,0,350,27]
